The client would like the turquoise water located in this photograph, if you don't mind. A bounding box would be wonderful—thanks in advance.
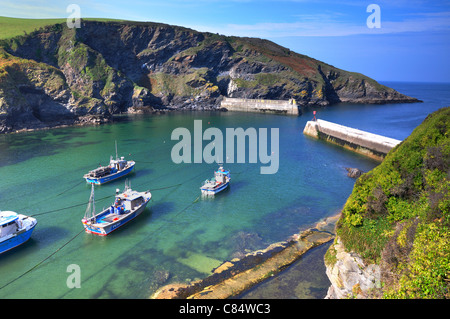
[0,82,448,298]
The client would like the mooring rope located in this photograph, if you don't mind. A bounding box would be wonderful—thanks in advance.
[0,186,199,292]
[28,183,183,217]
[29,194,112,217]
[14,179,86,212]
[134,160,154,164]
[0,228,85,291]
[0,167,224,291]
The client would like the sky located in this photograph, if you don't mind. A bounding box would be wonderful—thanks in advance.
[1,0,449,82]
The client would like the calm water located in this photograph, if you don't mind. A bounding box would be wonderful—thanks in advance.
[0,82,448,299]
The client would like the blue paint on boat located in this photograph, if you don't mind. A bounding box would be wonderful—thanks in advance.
[0,211,37,255]
[85,161,135,185]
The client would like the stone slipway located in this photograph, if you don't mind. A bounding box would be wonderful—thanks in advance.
[221,97,300,116]
[303,119,402,161]
[150,214,339,299]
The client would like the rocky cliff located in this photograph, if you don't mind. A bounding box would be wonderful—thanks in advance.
[0,19,419,133]
[325,107,450,299]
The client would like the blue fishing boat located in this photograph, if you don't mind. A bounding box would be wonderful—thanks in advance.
[82,182,151,236]
[200,166,231,196]
[0,211,37,254]
[84,142,135,185]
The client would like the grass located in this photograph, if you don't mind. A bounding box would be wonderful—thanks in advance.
[0,16,123,40]
[0,16,66,40]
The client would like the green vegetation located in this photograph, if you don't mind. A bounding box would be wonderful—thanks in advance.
[0,16,66,40]
[0,46,66,103]
[149,68,219,98]
[0,16,121,40]
[336,107,450,298]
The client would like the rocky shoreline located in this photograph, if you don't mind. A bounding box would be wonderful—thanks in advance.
[150,213,340,299]
[0,107,181,135]
[0,113,112,134]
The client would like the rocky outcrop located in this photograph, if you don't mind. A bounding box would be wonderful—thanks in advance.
[325,237,381,299]
[345,167,364,178]
[0,19,420,133]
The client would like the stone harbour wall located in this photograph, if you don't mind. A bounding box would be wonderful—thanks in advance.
[303,119,402,161]
[221,97,300,116]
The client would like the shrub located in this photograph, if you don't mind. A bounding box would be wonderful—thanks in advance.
[335,107,450,298]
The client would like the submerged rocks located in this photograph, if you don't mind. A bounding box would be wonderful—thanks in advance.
[227,231,264,260]
[151,214,339,299]
[345,167,365,178]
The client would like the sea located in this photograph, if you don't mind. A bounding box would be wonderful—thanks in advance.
[0,82,448,299]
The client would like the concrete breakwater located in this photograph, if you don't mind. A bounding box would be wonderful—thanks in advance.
[221,97,300,116]
[303,119,402,161]
[151,214,338,299]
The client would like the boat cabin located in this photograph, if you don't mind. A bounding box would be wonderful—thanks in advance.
[0,212,19,238]
[114,192,146,213]
[111,157,127,171]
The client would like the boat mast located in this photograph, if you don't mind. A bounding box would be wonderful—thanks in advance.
[115,140,118,160]
[92,184,95,221]
[85,184,96,222]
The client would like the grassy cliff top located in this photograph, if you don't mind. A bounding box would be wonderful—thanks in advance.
[0,16,127,40]
[333,107,450,298]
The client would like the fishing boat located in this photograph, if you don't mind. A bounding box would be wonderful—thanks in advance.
[0,211,37,254]
[84,141,135,185]
[81,182,152,236]
[200,166,231,196]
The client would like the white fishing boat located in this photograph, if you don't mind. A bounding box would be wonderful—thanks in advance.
[81,181,151,236]
[200,166,231,196]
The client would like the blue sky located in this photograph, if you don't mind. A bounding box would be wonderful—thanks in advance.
[1,0,449,82]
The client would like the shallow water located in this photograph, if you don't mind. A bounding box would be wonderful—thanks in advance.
[238,242,333,299]
[0,82,448,298]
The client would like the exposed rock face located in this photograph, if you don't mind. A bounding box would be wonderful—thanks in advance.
[325,237,381,299]
[0,20,420,133]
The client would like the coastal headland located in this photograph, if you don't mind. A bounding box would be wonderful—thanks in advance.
[0,18,420,134]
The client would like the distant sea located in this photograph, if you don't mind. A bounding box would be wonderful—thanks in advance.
[0,81,448,299]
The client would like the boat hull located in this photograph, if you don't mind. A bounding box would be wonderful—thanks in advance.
[201,181,229,196]
[83,197,149,236]
[85,162,135,185]
[0,224,36,254]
